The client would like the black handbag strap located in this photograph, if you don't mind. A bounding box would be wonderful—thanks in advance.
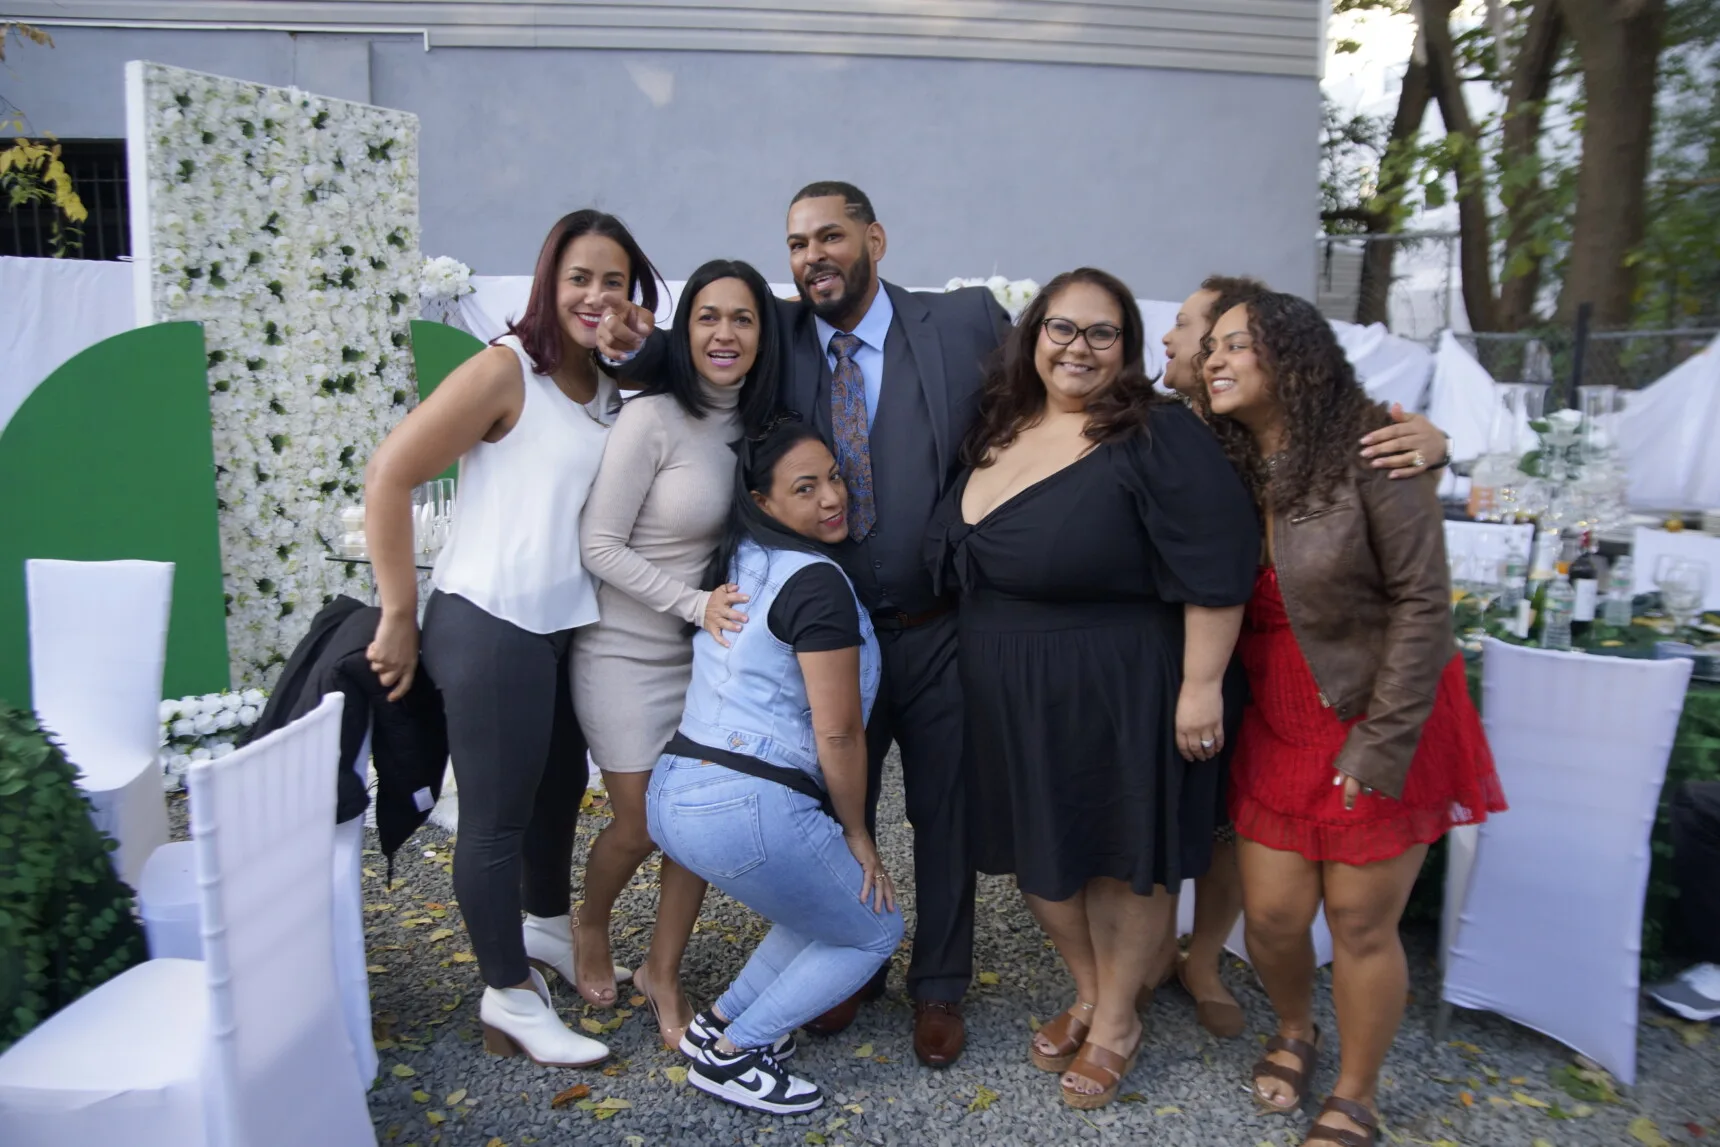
[663,733,836,821]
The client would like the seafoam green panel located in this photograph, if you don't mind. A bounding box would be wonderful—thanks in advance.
[0,321,229,708]
[410,320,485,484]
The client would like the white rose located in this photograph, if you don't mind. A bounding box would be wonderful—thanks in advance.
[215,710,238,731]
[193,713,219,735]
[190,746,214,762]
[242,688,267,707]
[212,742,237,758]
[172,717,198,739]
[238,704,260,725]
[160,699,183,722]
[221,692,243,711]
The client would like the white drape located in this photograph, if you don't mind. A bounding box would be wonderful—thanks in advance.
[0,256,134,434]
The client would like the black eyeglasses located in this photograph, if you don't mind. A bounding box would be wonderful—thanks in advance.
[746,409,804,442]
[1041,317,1122,351]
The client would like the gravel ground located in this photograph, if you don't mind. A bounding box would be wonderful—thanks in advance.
[177,750,1720,1147]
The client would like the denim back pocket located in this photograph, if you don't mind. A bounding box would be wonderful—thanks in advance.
[670,793,767,880]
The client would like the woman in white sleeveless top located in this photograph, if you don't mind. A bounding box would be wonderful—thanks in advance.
[571,259,781,1049]
[364,210,659,1070]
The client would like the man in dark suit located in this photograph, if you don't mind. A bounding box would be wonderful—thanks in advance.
[598,182,1009,1067]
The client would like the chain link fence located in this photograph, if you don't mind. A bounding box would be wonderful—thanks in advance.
[1453,327,1718,392]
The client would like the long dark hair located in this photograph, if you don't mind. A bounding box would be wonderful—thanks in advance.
[703,417,837,591]
[1201,291,1390,514]
[637,258,780,437]
[502,209,662,377]
[961,267,1168,467]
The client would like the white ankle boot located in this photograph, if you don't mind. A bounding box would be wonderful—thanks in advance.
[480,968,609,1067]
[522,913,633,990]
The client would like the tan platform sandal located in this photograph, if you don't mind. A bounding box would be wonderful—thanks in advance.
[1305,1095,1380,1146]
[1250,1026,1322,1114]
[1059,1031,1143,1111]
[1029,1001,1095,1073]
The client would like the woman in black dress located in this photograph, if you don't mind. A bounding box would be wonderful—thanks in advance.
[926,268,1258,1109]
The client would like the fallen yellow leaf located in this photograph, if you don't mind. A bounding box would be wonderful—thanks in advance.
[976,971,1000,986]
[427,928,454,942]
[425,1111,445,1126]
[1459,1091,1474,1107]
[390,1064,416,1078]
[450,951,477,963]
[843,1103,863,1114]
[444,1089,467,1106]
[629,994,646,1007]
[1629,1116,1670,1147]
[578,1017,606,1035]
[1513,1090,1549,1108]
[410,1090,429,1103]
[1154,1104,1181,1115]
[853,1042,874,1057]
[485,1139,505,1147]
[968,1084,1000,1112]
[665,1066,688,1085]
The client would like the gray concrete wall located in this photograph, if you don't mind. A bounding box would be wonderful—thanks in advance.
[5,26,1318,299]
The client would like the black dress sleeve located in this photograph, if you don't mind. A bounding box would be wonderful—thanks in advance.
[768,564,864,652]
[1117,403,1261,608]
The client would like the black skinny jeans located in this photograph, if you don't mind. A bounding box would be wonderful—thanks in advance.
[419,590,587,989]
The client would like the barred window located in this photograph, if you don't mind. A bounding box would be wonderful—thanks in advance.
[2,138,130,261]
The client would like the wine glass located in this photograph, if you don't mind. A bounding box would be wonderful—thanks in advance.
[1654,556,1709,639]
[1467,535,1505,625]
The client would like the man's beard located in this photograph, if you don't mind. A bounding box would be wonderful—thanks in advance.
[801,247,875,327]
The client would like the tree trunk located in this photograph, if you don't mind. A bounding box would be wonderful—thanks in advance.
[1496,0,1565,330]
[1422,0,1502,331]
[1355,36,1433,327]
[1557,0,1667,327]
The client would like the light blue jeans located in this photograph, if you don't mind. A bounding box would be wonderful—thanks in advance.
[646,754,904,1049]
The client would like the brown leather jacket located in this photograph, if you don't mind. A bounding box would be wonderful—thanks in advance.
[1271,464,1455,799]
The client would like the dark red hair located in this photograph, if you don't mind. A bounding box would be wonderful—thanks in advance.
[503,210,661,376]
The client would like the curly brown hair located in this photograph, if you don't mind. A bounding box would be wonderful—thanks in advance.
[1201,291,1389,515]
[961,268,1169,467]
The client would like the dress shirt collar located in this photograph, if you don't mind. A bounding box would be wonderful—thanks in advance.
[814,281,895,358]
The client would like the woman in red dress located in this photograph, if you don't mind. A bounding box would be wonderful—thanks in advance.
[1200,292,1505,1147]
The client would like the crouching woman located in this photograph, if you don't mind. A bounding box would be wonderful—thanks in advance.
[646,416,902,1115]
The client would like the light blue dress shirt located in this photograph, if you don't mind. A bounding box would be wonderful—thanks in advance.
[814,286,894,432]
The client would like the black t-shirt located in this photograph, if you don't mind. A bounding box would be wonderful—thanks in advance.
[767,564,863,652]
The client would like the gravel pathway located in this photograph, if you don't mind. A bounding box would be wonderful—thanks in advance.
[198,750,1718,1147]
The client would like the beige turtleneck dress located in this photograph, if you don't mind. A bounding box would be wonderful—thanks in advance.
[573,379,742,773]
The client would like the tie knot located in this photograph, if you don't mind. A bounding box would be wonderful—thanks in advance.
[829,332,863,360]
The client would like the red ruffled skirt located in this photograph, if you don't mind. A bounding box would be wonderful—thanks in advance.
[1229,567,1507,864]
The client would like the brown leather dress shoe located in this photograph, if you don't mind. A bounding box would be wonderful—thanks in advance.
[913,1000,965,1068]
[803,965,888,1036]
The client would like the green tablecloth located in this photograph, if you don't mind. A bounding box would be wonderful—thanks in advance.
[1460,630,1720,974]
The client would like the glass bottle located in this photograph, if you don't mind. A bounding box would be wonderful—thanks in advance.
[1540,573,1576,651]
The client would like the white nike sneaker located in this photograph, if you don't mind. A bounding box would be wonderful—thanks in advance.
[688,1045,823,1115]
[480,968,610,1067]
[680,1008,797,1063]
[522,913,633,992]
[1646,962,1720,1022]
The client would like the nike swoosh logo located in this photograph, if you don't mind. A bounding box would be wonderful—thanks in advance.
[734,1069,769,1095]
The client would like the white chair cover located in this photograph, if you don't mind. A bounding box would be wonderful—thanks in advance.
[1629,527,1720,611]
[1440,640,1692,1084]
[1175,879,1336,968]
[26,559,174,889]
[0,696,375,1147]
[134,729,379,1089]
[331,731,378,1084]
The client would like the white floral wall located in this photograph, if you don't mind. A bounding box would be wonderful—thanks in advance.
[129,62,420,687]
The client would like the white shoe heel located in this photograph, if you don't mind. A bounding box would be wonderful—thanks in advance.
[479,969,610,1068]
[523,913,633,995]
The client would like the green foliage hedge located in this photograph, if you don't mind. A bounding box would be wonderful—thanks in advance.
[0,702,147,1053]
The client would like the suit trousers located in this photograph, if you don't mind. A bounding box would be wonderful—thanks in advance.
[864,610,975,1002]
[1673,780,1720,964]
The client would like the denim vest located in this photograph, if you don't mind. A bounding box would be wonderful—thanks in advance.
[675,538,881,781]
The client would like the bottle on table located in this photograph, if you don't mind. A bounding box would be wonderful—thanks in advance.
[1521,528,1560,639]
[1501,531,1531,612]
[1540,572,1576,651]
[1604,554,1635,628]
[1569,530,1604,642]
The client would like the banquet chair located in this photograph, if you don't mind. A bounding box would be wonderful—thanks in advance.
[1439,639,1693,1085]
[26,558,175,890]
[137,728,380,1086]
[0,695,377,1147]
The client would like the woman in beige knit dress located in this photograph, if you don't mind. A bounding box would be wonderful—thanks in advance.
[573,259,782,1048]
